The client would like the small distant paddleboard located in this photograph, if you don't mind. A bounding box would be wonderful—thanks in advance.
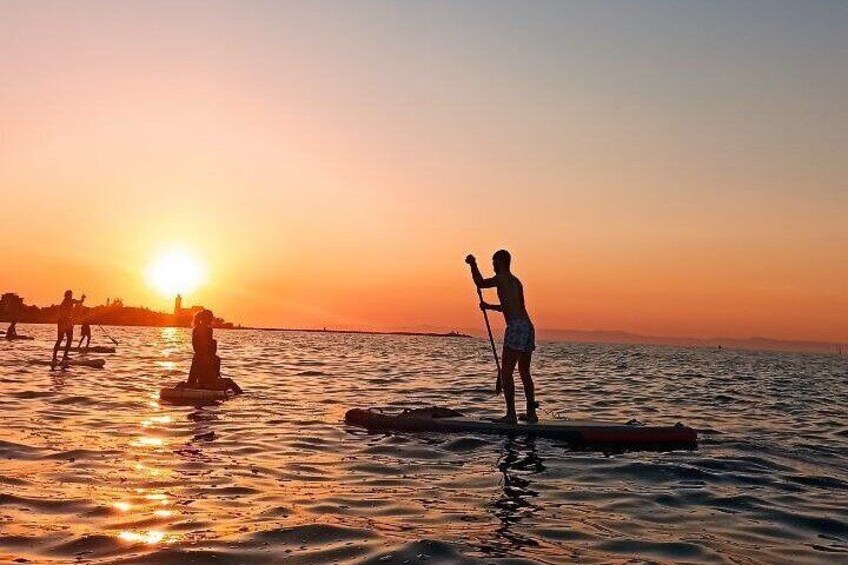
[5,335,35,341]
[29,357,106,369]
[159,386,228,405]
[345,407,698,447]
[69,346,116,354]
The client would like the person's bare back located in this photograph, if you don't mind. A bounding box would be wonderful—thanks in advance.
[495,272,530,324]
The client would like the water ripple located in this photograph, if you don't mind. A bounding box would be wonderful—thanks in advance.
[0,325,846,563]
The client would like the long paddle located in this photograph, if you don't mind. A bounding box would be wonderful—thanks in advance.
[98,324,119,346]
[466,256,502,395]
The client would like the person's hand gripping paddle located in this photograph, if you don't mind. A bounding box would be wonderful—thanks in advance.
[466,255,502,395]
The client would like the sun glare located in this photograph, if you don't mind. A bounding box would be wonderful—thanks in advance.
[146,249,205,297]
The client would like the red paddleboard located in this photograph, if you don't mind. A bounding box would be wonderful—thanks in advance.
[345,407,697,448]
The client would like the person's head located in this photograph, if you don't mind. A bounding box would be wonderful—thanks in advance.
[492,249,511,274]
[64,290,73,300]
[193,310,207,328]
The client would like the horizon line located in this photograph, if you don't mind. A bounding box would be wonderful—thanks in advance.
[2,293,845,350]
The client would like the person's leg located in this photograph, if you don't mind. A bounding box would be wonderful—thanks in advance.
[84,334,90,349]
[61,328,73,361]
[499,346,520,423]
[187,356,200,387]
[518,352,537,422]
[221,378,243,394]
[52,326,63,363]
[198,357,218,390]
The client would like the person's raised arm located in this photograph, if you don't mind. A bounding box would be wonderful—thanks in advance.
[465,255,497,288]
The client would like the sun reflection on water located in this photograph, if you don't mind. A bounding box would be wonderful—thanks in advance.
[141,415,173,427]
[160,327,181,341]
[144,493,169,504]
[132,436,165,447]
[130,462,166,479]
[118,530,167,544]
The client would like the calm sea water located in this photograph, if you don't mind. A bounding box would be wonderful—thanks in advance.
[1,325,846,564]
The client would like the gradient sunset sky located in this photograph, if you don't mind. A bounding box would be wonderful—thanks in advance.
[1,1,846,342]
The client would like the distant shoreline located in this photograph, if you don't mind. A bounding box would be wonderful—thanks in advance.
[3,320,472,340]
[238,326,473,339]
[4,320,843,354]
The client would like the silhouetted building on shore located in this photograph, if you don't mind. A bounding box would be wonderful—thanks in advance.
[0,292,234,329]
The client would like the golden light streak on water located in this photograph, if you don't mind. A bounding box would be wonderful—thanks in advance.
[132,436,165,447]
[118,530,166,545]
[141,415,172,427]
[133,462,164,477]
[144,494,170,506]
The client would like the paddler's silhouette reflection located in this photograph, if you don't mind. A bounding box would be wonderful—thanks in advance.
[174,408,220,462]
[481,436,545,557]
[49,372,66,391]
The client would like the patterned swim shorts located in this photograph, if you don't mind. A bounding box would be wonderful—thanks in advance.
[504,319,536,353]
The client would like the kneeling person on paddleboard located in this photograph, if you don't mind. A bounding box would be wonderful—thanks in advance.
[466,250,538,425]
[182,309,242,395]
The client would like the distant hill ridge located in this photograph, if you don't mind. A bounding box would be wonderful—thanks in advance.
[534,328,845,354]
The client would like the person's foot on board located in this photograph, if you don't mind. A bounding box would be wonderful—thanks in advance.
[519,411,539,424]
[495,413,518,426]
[520,400,540,423]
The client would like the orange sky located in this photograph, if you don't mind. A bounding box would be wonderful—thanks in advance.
[1,2,846,342]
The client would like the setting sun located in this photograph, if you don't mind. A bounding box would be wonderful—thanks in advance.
[145,249,205,298]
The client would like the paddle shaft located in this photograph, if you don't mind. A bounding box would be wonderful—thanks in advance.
[475,286,502,395]
[98,325,119,346]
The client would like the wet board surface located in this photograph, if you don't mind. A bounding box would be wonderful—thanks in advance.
[160,387,228,405]
[345,407,698,446]
[5,336,35,341]
[68,346,116,354]
[29,358,106,369]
